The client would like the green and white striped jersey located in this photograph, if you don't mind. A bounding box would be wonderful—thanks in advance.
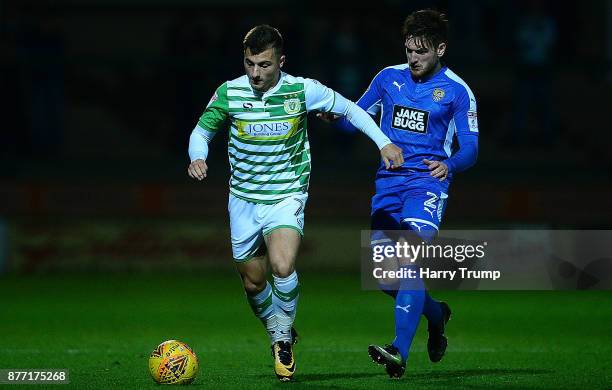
[198,72,340,204]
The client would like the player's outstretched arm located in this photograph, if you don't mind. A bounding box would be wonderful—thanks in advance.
[304,78,402,168]
[320,97,405,169]
[340,99,404,168]
[319,103,403,168]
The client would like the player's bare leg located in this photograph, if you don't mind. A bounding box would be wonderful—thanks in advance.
[265,228,301,381]
[236,254,268,295]
[266,228,300,278]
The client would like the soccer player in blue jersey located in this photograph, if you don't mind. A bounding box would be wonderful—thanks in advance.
[319,10,478,378]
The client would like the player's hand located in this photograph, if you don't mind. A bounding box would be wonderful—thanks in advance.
[423,159,448,181]
[381,144,404,170]
[188,159,208,181]
[316,112,340,123]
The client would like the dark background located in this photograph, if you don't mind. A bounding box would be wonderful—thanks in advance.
[0,5,610,389]
[0,0,611,272]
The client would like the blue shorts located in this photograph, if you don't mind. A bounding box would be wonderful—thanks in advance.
[371,171,449,242]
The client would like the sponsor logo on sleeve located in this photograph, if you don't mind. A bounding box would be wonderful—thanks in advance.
[467,110,478,132]
[391,105,429,134]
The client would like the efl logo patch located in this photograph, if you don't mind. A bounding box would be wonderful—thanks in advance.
[467,110,479,132]
[391,105,429,134]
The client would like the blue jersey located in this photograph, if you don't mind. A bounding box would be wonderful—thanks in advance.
[348,64,479,189]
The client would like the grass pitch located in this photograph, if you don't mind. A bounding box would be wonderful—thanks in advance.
[0,272,610,389]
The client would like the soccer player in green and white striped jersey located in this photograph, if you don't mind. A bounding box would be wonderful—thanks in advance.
[187,25,403,381]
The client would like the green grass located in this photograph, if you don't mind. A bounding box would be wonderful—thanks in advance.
[0,273,610,389]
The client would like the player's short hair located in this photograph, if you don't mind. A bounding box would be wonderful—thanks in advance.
[243,25,284,56]
[402,9,449,49]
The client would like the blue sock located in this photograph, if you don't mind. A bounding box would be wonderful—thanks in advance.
[392,289,425,362]
[391,267,425,362]
[422,291,443,325]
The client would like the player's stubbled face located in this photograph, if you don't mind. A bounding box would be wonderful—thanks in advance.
[405,36,443,79]
[244,47,284,92]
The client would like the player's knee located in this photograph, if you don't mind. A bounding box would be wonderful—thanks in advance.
[268,248,296,277]
[242,278,266,295]
[240,273,267,295]
[270,261,294,278]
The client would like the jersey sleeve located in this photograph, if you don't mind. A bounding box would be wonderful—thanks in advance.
[188,125,217,162]
[452,83,478,135]
[304,80,391,149]
[445,83,479,173]
[445,134,478,173]
[303,78,337,113]
[197,82,229,132]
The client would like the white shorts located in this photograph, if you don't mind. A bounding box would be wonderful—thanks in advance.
[228,192,308,262]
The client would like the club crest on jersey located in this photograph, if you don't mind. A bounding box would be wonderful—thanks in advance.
[432,88,445,102]
[391,105,429,134]
[283,98,301,114]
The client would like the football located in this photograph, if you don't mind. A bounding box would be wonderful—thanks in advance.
[148,340,199,385]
